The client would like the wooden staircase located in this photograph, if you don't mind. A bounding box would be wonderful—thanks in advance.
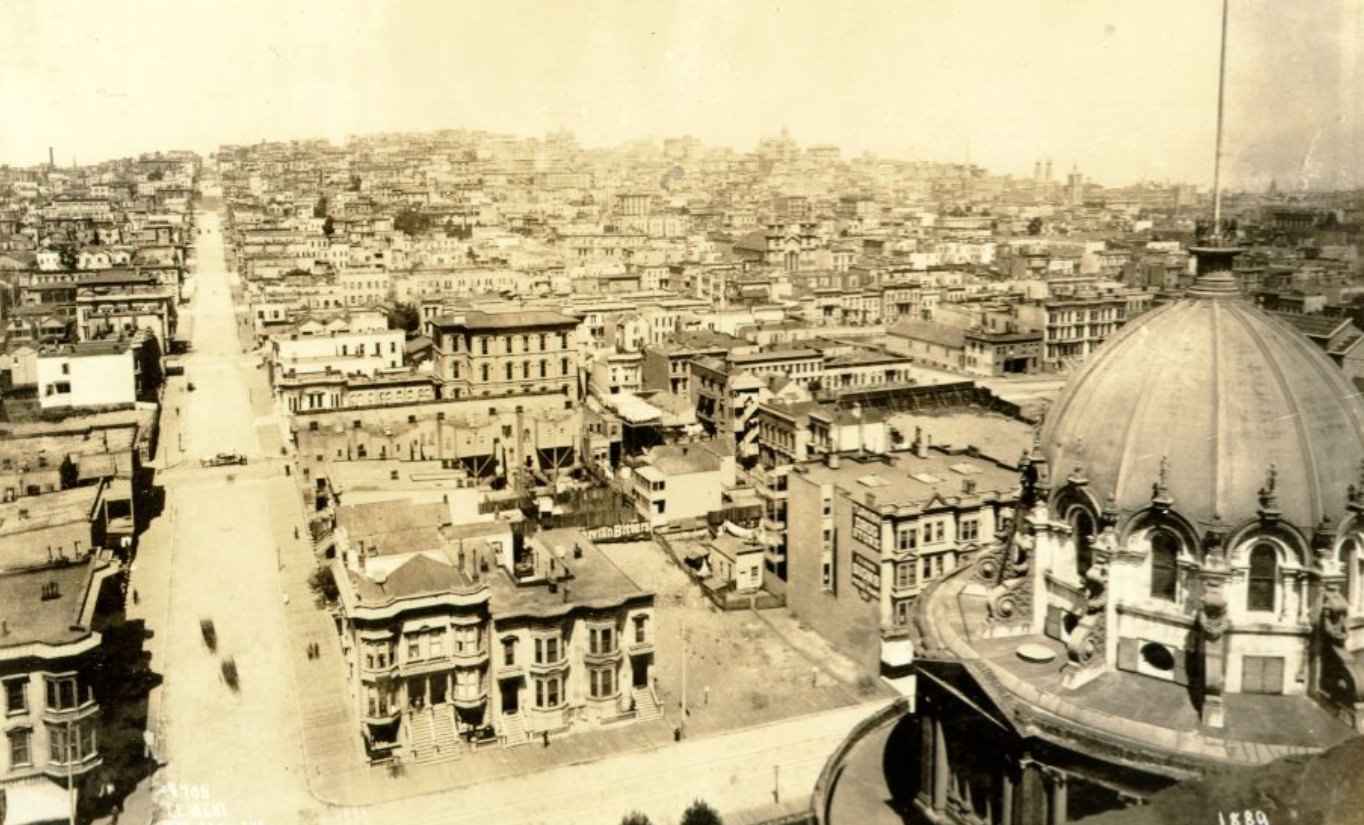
[632,686,662,722]
[407,707,460,764]
[500,711,530,747]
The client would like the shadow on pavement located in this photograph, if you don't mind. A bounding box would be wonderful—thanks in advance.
[84,574,165,823]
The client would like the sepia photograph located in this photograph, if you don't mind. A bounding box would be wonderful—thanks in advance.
[0,1,1362,823]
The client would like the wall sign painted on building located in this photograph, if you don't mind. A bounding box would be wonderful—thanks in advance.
[851,552,881,600]
[583,521,652,543]
[851,505,881,550]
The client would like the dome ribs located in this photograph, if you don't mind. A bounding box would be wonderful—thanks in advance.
[1109,303,1191,510]
[1211,299,1228,522]
[1227,303,1323,526]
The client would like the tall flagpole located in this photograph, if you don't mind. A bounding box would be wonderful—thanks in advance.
[1211,0,1231,236]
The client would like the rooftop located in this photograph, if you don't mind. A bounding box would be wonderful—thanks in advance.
[431,308,577,331]
[0,485,102,567]
[646,440,728,476]
[885,411,1032,469]
[486,528,650,618]
[345,553,476,605]
[0,558,107,648]
[887,319,967,349]
[797,447,1018,514]
[336,499,451,556]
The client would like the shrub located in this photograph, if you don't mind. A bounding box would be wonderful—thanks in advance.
[308,565,339,606]
[680,799,723,825]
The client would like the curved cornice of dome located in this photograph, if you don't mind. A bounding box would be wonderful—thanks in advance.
[1119,506,1205,549]
[1042,294,1364,531]
[1224,519,1314,565]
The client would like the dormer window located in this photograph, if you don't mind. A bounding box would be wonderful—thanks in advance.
[1150,530,1179,602]
[1247,543,1277,612]
[1069,508,1096,579]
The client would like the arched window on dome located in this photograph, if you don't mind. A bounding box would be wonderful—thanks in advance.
[1071,509,1096,581]
[1247,543,1278,613]
[1150,530,1179,602]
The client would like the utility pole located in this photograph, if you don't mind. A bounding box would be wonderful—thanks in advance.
[680,619,688,739]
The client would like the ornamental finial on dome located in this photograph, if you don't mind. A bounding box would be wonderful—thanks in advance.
[1151,455,1173,509]
[1313,514,1337,550]
[1203,513,1229,569]
[1100,491,1120,528]
[1349,459,1364,511]
[1313,515,1340,573]
[1258,464,1280,519]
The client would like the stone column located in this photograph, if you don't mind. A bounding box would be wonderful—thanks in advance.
[1196,563,1231,729]
[1045,767,1068,825]
[932,717,949,812]
[1000,766,1016,825]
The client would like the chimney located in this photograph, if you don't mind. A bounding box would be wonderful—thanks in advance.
[915,431,931,459]
[49,147,54,169]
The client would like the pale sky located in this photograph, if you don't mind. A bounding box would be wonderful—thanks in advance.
[1,0,1360,188]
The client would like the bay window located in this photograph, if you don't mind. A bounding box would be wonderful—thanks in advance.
[534,675,562,709]
[589,667,616,699]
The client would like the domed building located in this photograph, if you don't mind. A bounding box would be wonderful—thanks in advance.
[1033,253,1364,728]
[832,247,1364,825]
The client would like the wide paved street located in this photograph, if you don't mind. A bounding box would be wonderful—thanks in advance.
[123,203,895,824]
[129,207,321,824]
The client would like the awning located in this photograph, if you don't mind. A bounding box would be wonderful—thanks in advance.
[608,393,662,425]
[3,779,73,825]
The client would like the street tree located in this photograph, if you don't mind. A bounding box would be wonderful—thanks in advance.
[307,565,339,607]
[394,209,432,236]
[620,813,653,825]
[680,800,723,825]
[388,302,422,335]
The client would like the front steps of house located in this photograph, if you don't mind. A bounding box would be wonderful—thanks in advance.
[632,686,662,722]
[500,711,530,747]
[407,707,460,764]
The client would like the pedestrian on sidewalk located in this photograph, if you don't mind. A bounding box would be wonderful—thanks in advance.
[542,731,549,748]
[704,685,710,706]
[132,589,140,605]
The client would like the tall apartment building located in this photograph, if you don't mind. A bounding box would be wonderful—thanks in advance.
[429,310,580,401]
[786,444,1018,676]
